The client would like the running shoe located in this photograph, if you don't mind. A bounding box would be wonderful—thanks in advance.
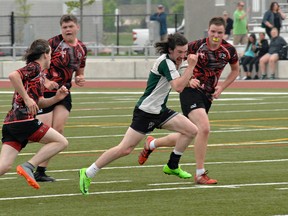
[194,170,217,184]
[34,171,56,182]
[163,164,192,179]
[79,168,91,195]
[138,136,155,165]
[17,164,40,189]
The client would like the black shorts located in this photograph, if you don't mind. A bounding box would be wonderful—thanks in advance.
[180,87,212,117]
[38,91,72,115]
[130,107,178,134]
[1,119,50,151]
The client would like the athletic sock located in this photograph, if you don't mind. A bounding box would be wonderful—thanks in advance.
[86,163,100,178]
[196,168,205,177]
[167,152,182,169]
[149,139,156,150]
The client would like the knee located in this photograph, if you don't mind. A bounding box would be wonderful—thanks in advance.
[118,146,133,156]
[59,137,69,150]
[183,125,198,139]
[199,125,210,136]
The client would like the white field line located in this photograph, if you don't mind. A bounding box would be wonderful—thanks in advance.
[13,138,288,157]
[0,182,288,201]
[1,91,288,95]
[3,158,288,176]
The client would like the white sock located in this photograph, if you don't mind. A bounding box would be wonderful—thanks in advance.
[86,163,100,178]
[173,150,183,155]
[149,139,156,150]
[196,168,205,177]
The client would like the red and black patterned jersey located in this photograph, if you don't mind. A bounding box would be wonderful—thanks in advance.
[45,34,87,91]
[4,62,44,124]
[188,38,238,100]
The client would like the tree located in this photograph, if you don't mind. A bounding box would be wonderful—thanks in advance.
[65,0,95,13]
[65,0,95,40]
[15,0,33,44]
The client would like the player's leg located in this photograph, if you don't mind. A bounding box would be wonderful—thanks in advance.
[138,133,178,165]
[0,144,19,175]
[35,105,69,181]
[160,113,198,179]
[79,127,145,195]
[29,127,69,165]
[188,108,217,184]
[34,111,54,181]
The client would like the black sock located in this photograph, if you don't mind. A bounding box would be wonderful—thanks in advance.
[167,152,181,169]
[36,166,46,173]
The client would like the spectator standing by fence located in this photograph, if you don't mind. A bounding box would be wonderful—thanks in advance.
[223,11,234,40]
[262,2,286,39]
[233,1,248,45]
[150,4,168,41]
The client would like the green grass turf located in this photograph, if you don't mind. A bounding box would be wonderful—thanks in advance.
[0,87,288,216]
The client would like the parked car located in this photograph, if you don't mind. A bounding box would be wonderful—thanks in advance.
[132,19,185,53]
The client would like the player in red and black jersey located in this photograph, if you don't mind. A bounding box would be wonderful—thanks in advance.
[138,17,240,184]
[35,14,87,182]
[0,39,69,189]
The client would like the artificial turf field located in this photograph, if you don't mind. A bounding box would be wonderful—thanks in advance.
[0,86,288,216]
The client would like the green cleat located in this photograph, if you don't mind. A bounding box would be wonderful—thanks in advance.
[79,168,91,195]
[163,164,192,179]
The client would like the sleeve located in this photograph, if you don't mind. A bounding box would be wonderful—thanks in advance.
[229,46,239,65]
[80,45,87,68]
[158,59,179,82]
[187,41,198,55]
[150,13,157,21]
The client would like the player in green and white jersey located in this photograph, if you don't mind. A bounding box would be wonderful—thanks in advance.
[79,33,199,195]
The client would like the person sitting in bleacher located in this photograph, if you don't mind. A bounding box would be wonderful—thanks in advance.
[249,32,269,79]
[240,33,257,80]
[259,27,287,79]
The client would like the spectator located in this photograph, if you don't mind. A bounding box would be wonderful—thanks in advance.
[262,2,286,39]
[240,33,257,80]
[249,32,269,79]
[233,1,248,45]
[223,11,234,40]
[259,27,287,79]
[150,4,168,41]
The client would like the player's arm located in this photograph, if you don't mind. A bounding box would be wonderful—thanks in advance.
[213,62,239,99]
[38,85,69,108]
[8,71,39,115]
[75,68,85,87]
[170,54,198,93]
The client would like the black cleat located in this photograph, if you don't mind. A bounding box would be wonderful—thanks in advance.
[34,171,56,182]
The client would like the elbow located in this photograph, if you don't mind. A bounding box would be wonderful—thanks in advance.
[174,86,184,93]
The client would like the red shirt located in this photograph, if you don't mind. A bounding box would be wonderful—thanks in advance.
[4,62,44,123]
[45,34,87,91]
[188,38,238,99]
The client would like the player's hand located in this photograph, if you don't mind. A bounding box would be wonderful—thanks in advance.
[75,75,85,87]
[187,54,198,68]
[44,80,59,90]
[189,78,200,89]
[212,85,223,99]
[24,97,39,116]
[55,85,69,100]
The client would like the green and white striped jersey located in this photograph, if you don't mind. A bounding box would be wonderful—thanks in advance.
[136,54,180,114]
